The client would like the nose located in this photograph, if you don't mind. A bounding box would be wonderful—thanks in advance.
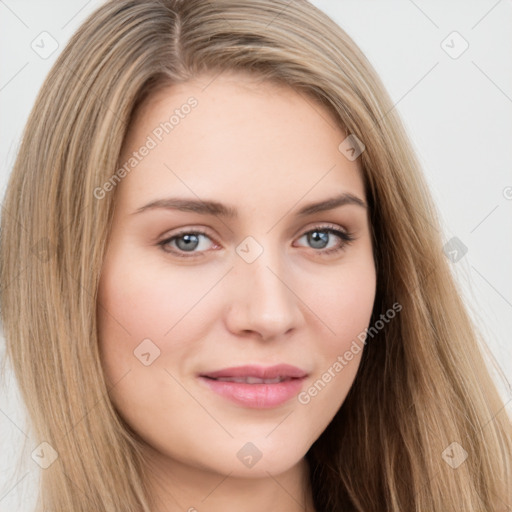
[224,246,305,340]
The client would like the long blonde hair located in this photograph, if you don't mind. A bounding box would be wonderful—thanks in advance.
[1,1,510,510]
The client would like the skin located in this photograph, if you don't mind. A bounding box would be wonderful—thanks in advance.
[97,72,377,512]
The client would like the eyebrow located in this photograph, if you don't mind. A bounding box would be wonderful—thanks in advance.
[132,192,367,218]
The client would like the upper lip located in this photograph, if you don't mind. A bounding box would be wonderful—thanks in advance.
[199,364,308,380]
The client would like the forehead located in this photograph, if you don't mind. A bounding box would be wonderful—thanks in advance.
[115,73,365,213]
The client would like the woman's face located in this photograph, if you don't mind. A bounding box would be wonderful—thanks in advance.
[97,73,376,480]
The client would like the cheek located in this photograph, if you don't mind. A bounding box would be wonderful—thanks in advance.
[96,254,221,438]
[96,251,218,385]
[332,268,376,340]
[295,257,376,412]
[98,251,222,339]
[304,256,376,353]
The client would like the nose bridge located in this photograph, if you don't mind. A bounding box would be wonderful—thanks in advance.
[227,236,302,338]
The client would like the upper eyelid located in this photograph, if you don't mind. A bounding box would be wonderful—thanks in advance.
[161,222,348,238]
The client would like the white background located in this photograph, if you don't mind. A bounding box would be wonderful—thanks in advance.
[1,1,511,510]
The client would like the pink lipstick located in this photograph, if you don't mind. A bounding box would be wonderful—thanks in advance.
[198,364,307,409]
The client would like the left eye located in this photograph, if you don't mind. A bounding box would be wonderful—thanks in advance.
[294,227,354,254]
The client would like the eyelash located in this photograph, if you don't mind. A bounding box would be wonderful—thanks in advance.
[158,224,355,259]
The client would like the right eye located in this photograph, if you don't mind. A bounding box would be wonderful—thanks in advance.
[158,229,219,258]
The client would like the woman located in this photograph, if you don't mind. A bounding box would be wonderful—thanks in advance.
[1,0,510,511]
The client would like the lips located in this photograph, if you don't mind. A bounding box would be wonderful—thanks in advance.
[198,364,308,409]
[200,364,307,380]
[209,376,289,384]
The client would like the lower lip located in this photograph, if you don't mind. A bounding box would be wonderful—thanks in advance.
[198,377,305,409]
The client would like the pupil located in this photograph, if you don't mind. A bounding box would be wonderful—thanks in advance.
[309,230,328,249]
[177,234,199,251]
